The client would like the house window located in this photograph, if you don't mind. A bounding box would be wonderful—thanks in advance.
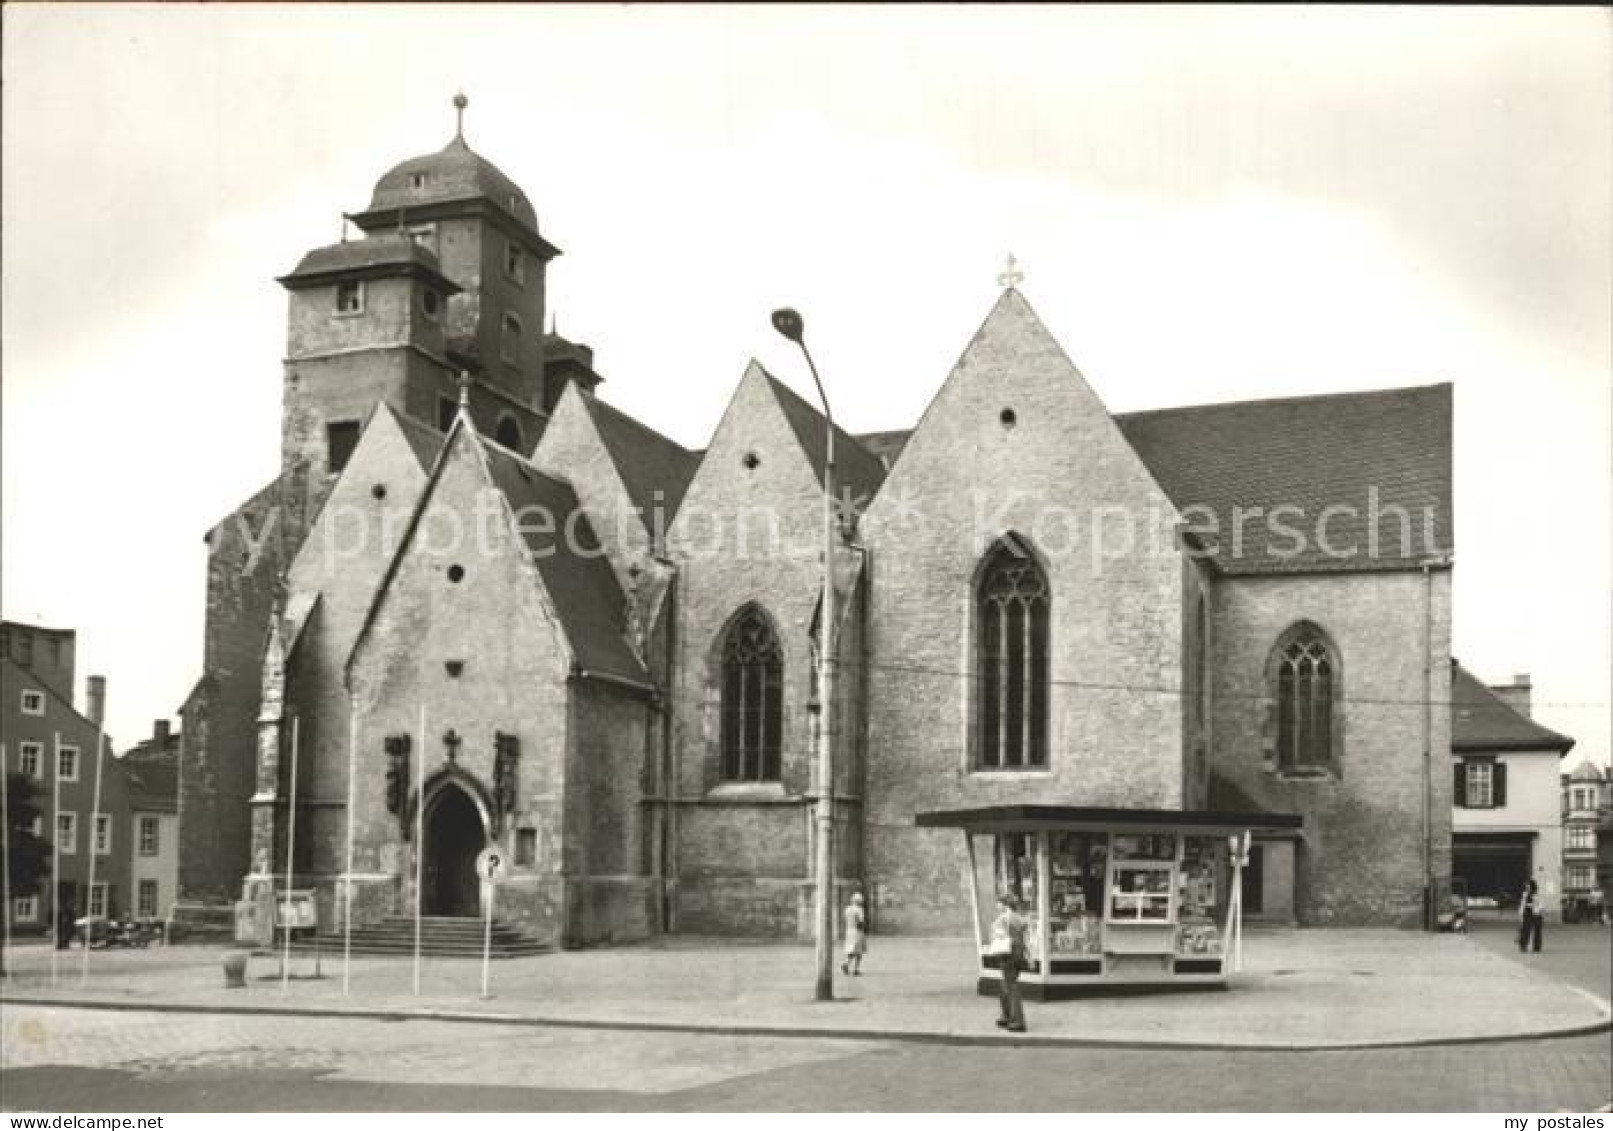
[719,605,783,782]
[20,690,44,716]
[494,415,522,451]
[93,814,112,855]
[504,241,525,284]
[138,880,159,919]
[1270,623,1339,773]
[1568,864,1594,891]
[335,280,364,315]
[326,420,361,474]
[438,395,457,432]
[409,171,427,189]
[501,312,522,364]
[1466,761,1493,808]
[57,812,77,855]
[421,288,441,320]
[406,224,437,254]
[976,537,1050,770]
[1572,786,1598,812]
[14,896,38,923]
[139,816,160,856]
[18,741,42,778]
[515,828,537,867]
[88,883,108,918]
[1567,825,1593,851]
[58,745,79,782]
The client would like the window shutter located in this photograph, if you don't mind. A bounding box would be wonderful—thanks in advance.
[1454,762,1466,808]
[1493,762,1507,808]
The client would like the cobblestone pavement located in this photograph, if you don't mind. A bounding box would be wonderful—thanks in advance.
[2,1004,1609,1111]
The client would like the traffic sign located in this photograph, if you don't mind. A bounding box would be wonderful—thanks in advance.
[476,846,508,882]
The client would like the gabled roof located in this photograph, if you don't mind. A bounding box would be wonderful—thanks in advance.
[761,372,888,511]
[0,657,114,757]
[579,392,701,529]
[1567,760,1605,783]
[1115,384,1452,574]
[391,407,449,473]
[120,742,179,813]
[478,440,649,687]
[1451,662,1575,753]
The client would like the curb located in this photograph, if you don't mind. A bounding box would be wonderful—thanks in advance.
[4,993,1609,1054]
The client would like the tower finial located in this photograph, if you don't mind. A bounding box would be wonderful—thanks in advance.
[457,369,472,410]
[453,91,468,140]
[997,252,1024,290]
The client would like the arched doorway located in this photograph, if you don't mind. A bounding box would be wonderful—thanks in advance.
[423,783,485,917]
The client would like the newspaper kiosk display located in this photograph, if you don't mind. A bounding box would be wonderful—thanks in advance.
[916,805,1303,999]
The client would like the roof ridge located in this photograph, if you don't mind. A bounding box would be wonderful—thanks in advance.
[759,372,884,466]
[1116,381,1451,422]
[582,390,695,457]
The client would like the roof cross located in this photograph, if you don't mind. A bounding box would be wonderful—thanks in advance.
[443,728,461,762]
[997,252,1024,290]
[457,370,472,409]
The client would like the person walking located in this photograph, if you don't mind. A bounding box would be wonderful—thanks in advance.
[988,893,1028,1032]
[841,892,867,976]
[1517,879,1544,953]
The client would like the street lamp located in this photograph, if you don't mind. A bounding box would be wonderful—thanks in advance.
[771,306,838,1003]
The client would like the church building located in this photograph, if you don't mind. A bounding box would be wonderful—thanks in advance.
[175,105,1455,946]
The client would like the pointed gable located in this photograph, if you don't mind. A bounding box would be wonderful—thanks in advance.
[760,372,888,513]
[864,287,1180,540]
[1451,662,1574,753]
[348,414,648,690]
[583,394,701,525]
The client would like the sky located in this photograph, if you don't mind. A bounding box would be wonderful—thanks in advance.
[2,5,1609,768]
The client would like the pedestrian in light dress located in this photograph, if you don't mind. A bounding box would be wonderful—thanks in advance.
[842,892,866,975]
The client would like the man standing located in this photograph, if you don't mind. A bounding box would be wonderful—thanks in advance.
[1517,879,1544,953]
[990,893,1029,1032]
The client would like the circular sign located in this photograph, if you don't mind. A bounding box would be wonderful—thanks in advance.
[476,846,509,882]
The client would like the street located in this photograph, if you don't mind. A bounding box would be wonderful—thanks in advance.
[2,923,1607,1112]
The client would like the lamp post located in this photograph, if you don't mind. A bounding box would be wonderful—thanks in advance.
[771,306,837,1002]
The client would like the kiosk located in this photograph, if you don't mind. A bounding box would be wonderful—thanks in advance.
[916,806,1303,998]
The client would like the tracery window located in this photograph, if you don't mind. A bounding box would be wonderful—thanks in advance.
[1271,624,1338,772]
[720,606,783,782]
[977,539,1050,769]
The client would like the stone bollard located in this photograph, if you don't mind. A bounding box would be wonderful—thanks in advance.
[222,951,249,989]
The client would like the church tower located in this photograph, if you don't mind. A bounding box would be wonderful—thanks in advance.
[277,95,562,528]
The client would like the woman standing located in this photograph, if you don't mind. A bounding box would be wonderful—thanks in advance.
[842,892,867,975]
[1518,879,1544,953]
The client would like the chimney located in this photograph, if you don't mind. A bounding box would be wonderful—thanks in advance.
[153,719,171,749]
[1490,672,1532,719]
[86,674,106,727]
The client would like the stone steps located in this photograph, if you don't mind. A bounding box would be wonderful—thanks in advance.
[293,916,550,958]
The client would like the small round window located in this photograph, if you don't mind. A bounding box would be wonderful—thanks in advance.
[742,452,761,470]
[1000,408,1018,429]
[447,564,465,583]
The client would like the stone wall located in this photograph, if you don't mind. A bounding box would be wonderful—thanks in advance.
[1211,567,1453,925]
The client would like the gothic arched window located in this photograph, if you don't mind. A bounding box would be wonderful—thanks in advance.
[1270,623,1339,772]
[976,538,1050,769]
[720,606,783,782]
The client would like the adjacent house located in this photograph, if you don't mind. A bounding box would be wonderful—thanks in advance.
[121,719,181,923]
[1450,666,1575,912]
[1561,760,1607,918]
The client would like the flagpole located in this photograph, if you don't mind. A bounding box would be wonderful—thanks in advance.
[281,715,299,993]
[2,742,13,979]
[80,685,106,985]
[412,704,425,997]
[342,697,357,996]
[50,733,61,987]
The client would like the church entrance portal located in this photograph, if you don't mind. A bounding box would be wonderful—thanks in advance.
[423,784,485,917]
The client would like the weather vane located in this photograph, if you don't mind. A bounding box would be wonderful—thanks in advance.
[997,252,1025,290]
[453,91,468,139]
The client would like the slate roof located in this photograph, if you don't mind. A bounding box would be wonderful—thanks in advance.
[279,233,459,291]
[1451,662,1575,753]
[580,392,702,530]
[360,135,549,249]
[762,372,889,511]
[391,407,449,472]
[1566,760,1605,783]
[120,742,179,814]
[1115,384,1452,574]
[479,440,650,687]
